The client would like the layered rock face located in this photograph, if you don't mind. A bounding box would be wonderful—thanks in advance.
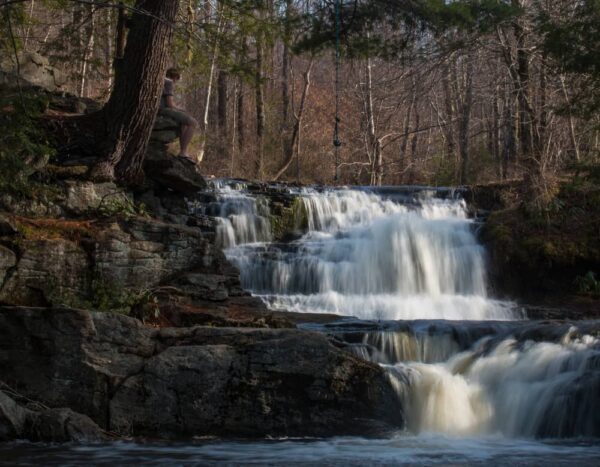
[0,80,403,442]
[0,307,403,438]
[0,215,251,310]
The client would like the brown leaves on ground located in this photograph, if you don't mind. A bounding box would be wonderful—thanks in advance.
[13,216,98,243]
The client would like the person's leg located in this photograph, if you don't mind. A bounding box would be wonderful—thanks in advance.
[179,122,196,155]
[159,108,198,158]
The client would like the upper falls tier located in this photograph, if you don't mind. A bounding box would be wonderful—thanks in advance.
[199,181,522,321]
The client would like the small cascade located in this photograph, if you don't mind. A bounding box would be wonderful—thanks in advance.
[210,184,521,321]
[336,321,600,439]
[198,181,272,248]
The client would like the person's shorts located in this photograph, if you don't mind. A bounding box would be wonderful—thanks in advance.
[158,108,197,126]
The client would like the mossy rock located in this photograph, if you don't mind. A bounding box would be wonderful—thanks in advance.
[269,197,309,241]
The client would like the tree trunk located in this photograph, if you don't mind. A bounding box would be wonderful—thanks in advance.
[79,5,96,98]
[230,81,238,177]
[399,90,415,165]
[90,0,179,183]
[281,0,292,161]
[114,2,127,74]
[442,59,456,162]
[198,6,225,163]
[105,6,114,91]
[255,29,265,179]
[408,109,420,184]
[274,58,314,181]
[365,56,383,186]
[458,53,474,185]
[236,39,247,154]
[492,85,502,178]
[217,70,228,131]
[560,75,580,162]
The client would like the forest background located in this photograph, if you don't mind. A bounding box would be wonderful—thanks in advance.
[1,0,599,189]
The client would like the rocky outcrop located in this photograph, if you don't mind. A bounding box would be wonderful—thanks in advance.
[0,307,404,438]
[0,216,251,311]
[144,143,207,195]
[0,390,106,442]
[0,51,65,92]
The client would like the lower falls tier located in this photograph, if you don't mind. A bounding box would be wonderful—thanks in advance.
[313,320,600,439]
[198,181,598,440]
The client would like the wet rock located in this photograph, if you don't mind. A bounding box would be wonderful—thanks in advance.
[26,407,106,443]
[0,307,404,438]
[0,245,17,286]
[0,390,105,442]
[0,391,27,440]
[0,214,17,236]
[144,144,207,195]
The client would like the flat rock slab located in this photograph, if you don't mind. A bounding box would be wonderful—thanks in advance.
[0,307,403,439]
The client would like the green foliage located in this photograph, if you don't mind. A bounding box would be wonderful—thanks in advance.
[0,91,55,198]
[539,0,600,117]
[574,271,600,295]
[51,275,161,322]
[95,194,149,219]
[295,0,518,58]
[430,153,458,186]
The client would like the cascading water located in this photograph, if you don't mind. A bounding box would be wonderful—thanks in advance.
[336,321,600,438]
[202,180,599,444]
[217,183,520,320]
[6,182,598,465]
[196,181,272,248]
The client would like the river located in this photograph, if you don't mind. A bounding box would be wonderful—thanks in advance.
[3,182,598,465]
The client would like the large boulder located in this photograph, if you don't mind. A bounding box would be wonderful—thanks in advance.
[144,144,207,195]
[64,180,132,216]
[150,116,179,144]
[0,307,404,438]
[0,390,105,442]
[0,51,66,92]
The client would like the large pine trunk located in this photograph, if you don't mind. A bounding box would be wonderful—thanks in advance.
[91,0,179,183]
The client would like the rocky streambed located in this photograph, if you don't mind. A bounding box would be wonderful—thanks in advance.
[0,307,402,441]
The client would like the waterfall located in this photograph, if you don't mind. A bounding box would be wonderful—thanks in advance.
[339,321,600,438]
[210,183,520,321]
[200,181,599,441]
[196,181,272,248]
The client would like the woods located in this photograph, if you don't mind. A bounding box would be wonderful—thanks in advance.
[1,0,599,188]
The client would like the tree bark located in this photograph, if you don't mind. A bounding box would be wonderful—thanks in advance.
[114,2,127,71]
[217,70,228,131]
[90,0,180,183]
[458,52,474,185]
[255,27,265,179]
[198,5,226,163]
[442,59,456,163]
[78,5,96,98]
[236,38,247,154]
[365,56,383,186]
[274,58,314,181]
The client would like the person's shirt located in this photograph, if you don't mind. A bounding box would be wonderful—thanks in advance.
[160,78,175,109]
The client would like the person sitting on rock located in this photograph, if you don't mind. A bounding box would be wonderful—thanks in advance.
[158,68,198,163]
